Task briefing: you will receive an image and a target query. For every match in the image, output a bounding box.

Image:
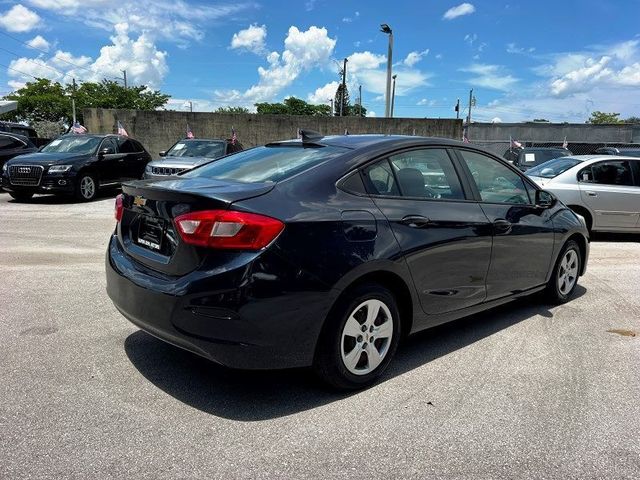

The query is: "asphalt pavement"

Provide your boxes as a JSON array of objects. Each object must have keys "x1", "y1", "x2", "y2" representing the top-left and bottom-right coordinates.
[{"x1": 1, "y1": 191, "x2": 639, "y2": 479}]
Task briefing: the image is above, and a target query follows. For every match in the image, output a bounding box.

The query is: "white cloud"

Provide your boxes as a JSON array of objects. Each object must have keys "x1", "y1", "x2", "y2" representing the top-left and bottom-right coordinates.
[
  {"x1": 460, "y1": 63, "x2": 518, "y2": 91},
  {"x1": 464, "y1": 33, "x2": 477, "y2": 46},
  {"x1": 26, "y1": 0, "x2": 256, "y2": 44},
  {"x1": 491, "y1": 117, "x2": 502, "y2": 123},
  {"x1": 403, "y1": 49, "x2": 429, "y2": 67},
  {"x1": 27, "y1": 35, "x2": 50, "y2": 52},
  {"x1": 215, "y1": 26, "x2": 336, "y2": 105},
  {"x1": 0, "y1": 4, "x2": 41, "y2": 32},
  {"x1": 7, "y1": 23, "x2": 168, "y2": 89},
  {"x1": 308, "y1": 81, "x2": 340, "y2": 105},
  {"x1": 230, "y1": 24, "x2": 267, "y2": 54},
  {"x1": 506, "y1": 43, "x2": 535, "y2": 54},
  {"x1": 443, "y1": 3, "x2": 475, "y2": 20},
  {"x1": 342, "y1": 17, "x2": 352, "y2": 23}
]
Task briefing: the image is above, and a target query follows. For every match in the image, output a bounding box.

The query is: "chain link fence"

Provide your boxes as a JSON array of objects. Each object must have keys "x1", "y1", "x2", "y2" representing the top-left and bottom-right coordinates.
[{"x1": 469, "y1": 140, "x2": 640, "y2": 160}]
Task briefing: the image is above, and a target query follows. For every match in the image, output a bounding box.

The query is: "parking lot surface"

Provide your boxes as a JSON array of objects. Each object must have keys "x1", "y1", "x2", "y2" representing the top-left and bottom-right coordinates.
[{"x1": 1, "y1": 192, "x2": 639, "y2": 479}]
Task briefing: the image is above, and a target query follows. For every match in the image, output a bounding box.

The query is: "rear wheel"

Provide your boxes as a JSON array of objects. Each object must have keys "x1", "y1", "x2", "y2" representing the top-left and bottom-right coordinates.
[
  {"x1": 9, "y1": 191, "x2": 33, "y2": 201},
  {"x1": 75, "y1": 173, "x2": 97, "y2": 201},
  {"x1": 314, "y1": 283, "x2": 401, "y2": 390},
  {"x1": 545, "y1": 240, "x2": 581, "y2": 304}
]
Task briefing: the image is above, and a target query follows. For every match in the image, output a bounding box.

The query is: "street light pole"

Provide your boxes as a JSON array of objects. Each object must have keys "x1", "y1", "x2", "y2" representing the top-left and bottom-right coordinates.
[
  {"x1": 390, "y1": 74, "x2": 397, "y2": 118},
  {"x1": 380, "y1": 24, "x2": 393, "y2": 118}
]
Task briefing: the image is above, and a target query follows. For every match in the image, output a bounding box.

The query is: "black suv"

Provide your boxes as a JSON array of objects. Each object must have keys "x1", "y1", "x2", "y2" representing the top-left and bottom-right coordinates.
[
  {"x1": 0, "y1": 132, "x2": 38, "y2": 169},
  {"x1": 1, "y1": 134, "x2": 151, "y2": 201},
  {"x1": 0, "y1": 122, "x2": 38, "y2": 142},
  {"x1": 505, "y1": 147, "x2": 572, "y2": 171}
]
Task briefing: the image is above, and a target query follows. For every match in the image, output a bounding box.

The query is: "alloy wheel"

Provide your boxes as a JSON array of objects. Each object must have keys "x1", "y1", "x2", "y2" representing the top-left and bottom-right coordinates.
[
  {"x1": 340, "y1": 299, "x2": 393, "y2": 375},
  {"x1": 557, "y1": 249, "x2": 579, "y2": 295},
  {"x1": 80, "y1": 176, "x2": 96, "y2": 199}
]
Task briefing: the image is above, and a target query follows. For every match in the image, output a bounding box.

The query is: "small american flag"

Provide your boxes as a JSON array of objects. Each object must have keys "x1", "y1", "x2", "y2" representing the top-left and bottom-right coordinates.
[
  {"x1": 510, "y1": 136, "x2": 522, "y2": 149},
  {"x1": 296, "y1": 128, "x2": 302, "y2": 139},
  {"x1": 186, "y1": 124, "x2": 194, "y2": 139},
  {"x1": 71, "y1": 121, "x2": 87, "y2": 134},
  {"x1": 463, "y1": 127, "x2": 470, "y2": 143},
  {"x1": 117, "y1": 120, "x2": 128, "y2": 137},
  {"x1": 562, "y1": 136, "x2": 568, "y2": 149},
  {"x1": 344, "y1": 128, "x2": 349, "y2": 135},
  {"x1": 231, "y1": 127, "x2": 237, "y2": 145}
]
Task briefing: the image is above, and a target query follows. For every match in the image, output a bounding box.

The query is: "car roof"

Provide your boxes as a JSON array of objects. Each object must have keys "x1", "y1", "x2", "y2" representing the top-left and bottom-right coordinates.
[
  {"x1": 271, "y1": 134, "x2": 468, "y2": 150},
  {"x1": 0, "y1": 121, "x2": 36, "y2": 130},
  {"x1": 521, "y1": 147, "x2": 569, "y2": 152},
  {"x1": 562, "y1": 154, "x2": 640, "y2": 163},
  {"x1": 179, "y1": 138, "x2": 226, "y2": 142},
  {"x1": 59, "y1": 133, "x2": 128, "y2": 140},
  {"x1": 0, "y1": 131, "x2": 32, "y2": 143}
]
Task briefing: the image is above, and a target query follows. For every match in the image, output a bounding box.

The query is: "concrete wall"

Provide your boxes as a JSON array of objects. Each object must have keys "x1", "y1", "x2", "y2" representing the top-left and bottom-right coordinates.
[
  {"x1": 83, "y1": 109, "x2": 463, "y2": 157},
  {"x1": 469, "y1": 122, "x2": 640, "y2": 143}
]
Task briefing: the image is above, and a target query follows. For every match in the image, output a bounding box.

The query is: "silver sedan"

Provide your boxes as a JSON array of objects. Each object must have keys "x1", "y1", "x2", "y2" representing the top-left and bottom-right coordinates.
[{"x1": 526, "y1": 155, "x2": 640, "y2": 233}]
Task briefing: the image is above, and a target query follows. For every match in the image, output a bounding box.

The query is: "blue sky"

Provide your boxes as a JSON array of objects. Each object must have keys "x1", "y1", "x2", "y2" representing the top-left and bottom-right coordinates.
[{"x1": 1, "y1": 0, "x2": 640, "y2": 122}]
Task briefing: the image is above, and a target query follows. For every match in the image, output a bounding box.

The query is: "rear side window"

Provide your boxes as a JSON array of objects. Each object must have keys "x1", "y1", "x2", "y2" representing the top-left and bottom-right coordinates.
[
  {"x1": 389, "y1": 149, "x2": 464, "y2": 200},
  {"x1": 579, "y1": 160, "x2": 634, "y2": 186},
  {"x1": 118, "y1": 139, "x2": 137, "y2": 153},
  {"x1": 459, "y1": 150, "x2": 530, "y2": 204},
  {"x1": 0, "y1": 136, "x2": 25, "y2": 150},
  {"x1": 363, "y1": 159, "x2": 400, "y2": 196},
  {"x1": 184, "y1": 145, "x2": 345, "y2": 183}
]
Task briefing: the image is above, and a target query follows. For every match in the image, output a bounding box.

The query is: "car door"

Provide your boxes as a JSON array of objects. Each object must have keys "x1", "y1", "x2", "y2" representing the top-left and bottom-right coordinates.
[
  {"x1": 97, "y1": 137, "x2": 122, "y2": 184},
  {"x1": 362, "y1": 147, "x2": 493, "y2": 316},
  {"x1": 577, "y1": 159, "x2": 640, "y2": 229},
  {"x1": 118, "y1": 138, "x2": 148, "y2": 179},
  {"x1": 455, "y1": 148, "x2": 556, "y2": 301}
]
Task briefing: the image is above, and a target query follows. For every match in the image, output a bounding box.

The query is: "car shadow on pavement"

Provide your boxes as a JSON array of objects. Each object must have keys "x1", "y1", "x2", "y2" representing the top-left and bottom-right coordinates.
[
  {"x1": 6, "y1": 189, "x2": 120, "y2": 205},
  {"x1": 124, "y1": 286, "x2": 586, "y2": 421},
  {"x1": 591, "y1": 232, "x2": 639, "y2": 243}
]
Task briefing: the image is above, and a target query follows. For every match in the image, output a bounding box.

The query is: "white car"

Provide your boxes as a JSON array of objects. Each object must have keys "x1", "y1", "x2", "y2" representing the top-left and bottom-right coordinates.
[{"x1": 526, "y1": 155, "x2": 640, "y2": 233}]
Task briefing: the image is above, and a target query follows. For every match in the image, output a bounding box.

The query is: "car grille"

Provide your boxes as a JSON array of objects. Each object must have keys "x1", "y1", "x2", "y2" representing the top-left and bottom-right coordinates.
[
  {"x1": 151, "y1": 166, "x2": 188, "y2": 176},
  {"x1": 9, "y1": 165, "x2": 44, "y2": 186}
]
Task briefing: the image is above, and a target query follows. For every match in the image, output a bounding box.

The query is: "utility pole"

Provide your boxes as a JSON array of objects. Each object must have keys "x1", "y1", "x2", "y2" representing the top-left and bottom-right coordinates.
[
  {"x1": 380, "y1": 24, "x2": 393, "y2": 117},
  {"x1": 466, "y1": 89, "x2": 473, "y2": 125},
  {"x1": 390, "y1": 74, "x2": 398, "y2": 118},
  {"x1": 329, "y1": 98, "x2": 334, "y2": 115},
  {"x1": 122, "y1": 70, "x2": 128, "y2": 88},
  {"x1": 340, "y1": 57, "x2": 348, "y2": 116},
  {"x1": 455, "y1": 98, "x2": 460, "y2": 119},
  {"x1": 358, "y1": 84, "x2": 362, "y2": 117},
  {"x1": 71, "y1": 78, "x2": 77, "y2": 125},
  {"x1": 189, "y1": 101, "x2": 193, "y2": 113}
]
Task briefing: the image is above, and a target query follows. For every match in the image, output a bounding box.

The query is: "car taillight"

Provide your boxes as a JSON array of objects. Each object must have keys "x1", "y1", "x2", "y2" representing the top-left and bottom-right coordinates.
[
  {"x1": 114, "y1": 194, "x2": 124, "y2": 222},
  {"x1": 174, "y1": 210, "x2": 284, "y2": 250}
]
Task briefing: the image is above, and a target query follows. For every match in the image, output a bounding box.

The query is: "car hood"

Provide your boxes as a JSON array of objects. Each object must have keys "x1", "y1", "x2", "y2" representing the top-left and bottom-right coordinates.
[
  {"x1": 527, "y1": 175, "x2": 549, "y2": 188},
  {"x1": 6, "y1": 152, "x2": 90, "y2": 166},
  {"x1": 148, "y1": 156, "x2": 214, "y2": 169}
]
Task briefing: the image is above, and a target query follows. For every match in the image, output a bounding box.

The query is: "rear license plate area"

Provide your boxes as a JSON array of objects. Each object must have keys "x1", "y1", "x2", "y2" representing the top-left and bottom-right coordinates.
[{"x1": 136, "y1": 215, "x2": 166, "y2": 251}]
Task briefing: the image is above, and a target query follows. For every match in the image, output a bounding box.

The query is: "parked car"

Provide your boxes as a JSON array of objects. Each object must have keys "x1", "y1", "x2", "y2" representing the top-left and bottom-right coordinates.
[
  {"x1": 1, "y1": 134, "x2": 151, "y2": 201},
  {"x1": 143, "y1": 138, "x2": 243, "y2": 180},
  {"x1": 526, "y1": 155, "x2": 640, "y2": 233},
  {"x1": 0, "y1": 132, "x2": 38, "y2": 172},
  {"x1": 106, "y1": 133, "x2": 589, "y2": 390},
  {"x1": 0, "y1": 121, "x2": 38, "y2": 141},
  {"x1": 594, "y1": 147, "x2": 640, "y2": 157},
  {"x1": 510, "y1": 147, "x2": 572, "y2": 171}
]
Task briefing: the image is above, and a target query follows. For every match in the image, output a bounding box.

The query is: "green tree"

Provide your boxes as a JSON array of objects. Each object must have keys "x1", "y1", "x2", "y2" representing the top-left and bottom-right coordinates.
[
  {"x1": 334, "y1": 84, "x2": 350, "y2": 116},
  {"x1": 1, "y1": 78, "x2": 170, "y2": 126},
  {"x1": 532, "y1": 118, "x2": 549, "y2": 122},
  {"x1": 623, "y1": 116, "x2": 640, "y2": 124},
  {"x1": 255, "y1": 97, "x2": 331, "y2": 116},
  {"x1": 215, "y1": 106, "x2": 250, "y2": 114},
  {"x1": 587, "y1": 111, "x2": 623, "y2": 124},
  {"x1": 1, "y1": 78, "x2": 71, "y2": 124}
]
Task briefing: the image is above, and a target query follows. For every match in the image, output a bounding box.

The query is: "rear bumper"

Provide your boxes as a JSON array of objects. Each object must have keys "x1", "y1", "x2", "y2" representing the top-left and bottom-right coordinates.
[{"x1": 106, "y1": 235, "x2": 336, "y2": 369}]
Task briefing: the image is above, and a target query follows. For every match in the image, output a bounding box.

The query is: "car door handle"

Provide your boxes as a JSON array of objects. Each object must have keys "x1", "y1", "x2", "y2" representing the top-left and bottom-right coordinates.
[
  {"x1": 585, "y1": 191, "x2": 598, "y2": 197},
  {"x1": 493, "y1": 219, "x2": 512, "y2": 234},
  {"x1": 400, "y1": 215, "x2": 431, "y2": 228}
]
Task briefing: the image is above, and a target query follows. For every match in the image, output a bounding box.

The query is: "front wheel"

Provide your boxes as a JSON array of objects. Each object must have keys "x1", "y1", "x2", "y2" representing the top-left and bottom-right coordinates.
[
  {"x1": 9, "y1": 191, "x2": 33, "y2": 201},
  {"x1": 314, "y1": 283, "x2": 401, "y2": 390},
  {"x1": 545, "y1": 240, "x2": 582, "y2": 304},
  {"x1": 75, "y1": 173, "x2": 98, "y2": 201}
]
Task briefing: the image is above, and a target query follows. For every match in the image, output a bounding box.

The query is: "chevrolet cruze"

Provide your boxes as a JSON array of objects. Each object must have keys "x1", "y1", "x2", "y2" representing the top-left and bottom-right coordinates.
[{"x1": 106, "y1": 133, "x2": 589, "y2": 389}]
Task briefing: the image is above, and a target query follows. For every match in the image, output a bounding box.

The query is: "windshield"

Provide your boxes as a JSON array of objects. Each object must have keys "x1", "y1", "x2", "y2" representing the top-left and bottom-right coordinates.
[
  {"x1": 41, "y1": 136, "x2": 102, "y2": 155},
  {"x1": 526, "y1": 157, "x2": 582, "y2": 178},
  {"x1": 183, "y1": 145, "x2": 345, "y2": 183},
  {"x1": 166, "y1": 140, "x2": 226, "y2": 158}
]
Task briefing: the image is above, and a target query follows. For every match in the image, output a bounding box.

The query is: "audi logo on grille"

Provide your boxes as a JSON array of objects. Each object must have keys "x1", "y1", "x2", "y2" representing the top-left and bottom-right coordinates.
[{"x1": 18, "y1": 167, "x2": 31, "y2": 174}]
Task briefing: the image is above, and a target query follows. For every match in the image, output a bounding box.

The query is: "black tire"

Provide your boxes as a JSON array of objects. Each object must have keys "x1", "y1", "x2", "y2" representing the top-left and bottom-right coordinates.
[
  {"x1": 544, "y1": 240, "x2": 582, "y2": 304},
  {"x1": 9, "y1": 191, "x2": 33, "y2": 201},
  {"x1": 75, "y1": 173, "x2": 98, "y2": 201},
  {"x1": 314, "y1": 283, "x2": 402, "y2": 390}
]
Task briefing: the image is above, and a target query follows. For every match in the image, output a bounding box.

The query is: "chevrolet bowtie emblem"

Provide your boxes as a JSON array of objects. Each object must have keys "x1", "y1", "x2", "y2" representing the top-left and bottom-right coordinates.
[{"x1": 133, "y1": 195, "x2": 146, "y2": 207}]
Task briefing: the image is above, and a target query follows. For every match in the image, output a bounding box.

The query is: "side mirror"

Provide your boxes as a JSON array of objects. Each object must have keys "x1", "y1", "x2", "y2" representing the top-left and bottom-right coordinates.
[
  {"x1": 159, "y1": 151, "x2": 167, "y2": 157},
  {"x1": 99, "y1": 147, "x2": 114, "y2": 158},
  {"x1": 536, "y1": 189, "x2": 555, "y2": 208}
]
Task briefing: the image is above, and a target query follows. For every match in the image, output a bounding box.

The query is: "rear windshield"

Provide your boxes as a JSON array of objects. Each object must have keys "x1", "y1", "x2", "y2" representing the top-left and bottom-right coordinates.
[
  {"x1": 183, "y1": 145, "x2": 345, "y2": 183},
  {"x1": 526, "y1": 157, "x2": 582, "y2": 178},
  {"x1": 519, "y1": 150, "x2": 570, "y2": 166}
]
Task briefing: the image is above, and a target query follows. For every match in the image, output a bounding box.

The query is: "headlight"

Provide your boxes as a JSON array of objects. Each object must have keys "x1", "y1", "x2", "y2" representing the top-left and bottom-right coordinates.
[{"x1": 48, "y1": 165, "x2": 73, "y2": 173}]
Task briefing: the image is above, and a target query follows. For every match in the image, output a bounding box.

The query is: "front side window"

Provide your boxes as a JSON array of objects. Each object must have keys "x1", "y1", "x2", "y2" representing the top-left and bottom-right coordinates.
[
  {"x1": 389, "y1": 148, "x2": 464, "y2": 200},
  {"x1": 578, "y1": 161, "x2": 634, "y2": 186},
  {"x1": 362, "y1": 159, "x2": 399, "y2": 196},
  {"x1": 459, "y1": 150, "x2": 530, "y2": 204}
]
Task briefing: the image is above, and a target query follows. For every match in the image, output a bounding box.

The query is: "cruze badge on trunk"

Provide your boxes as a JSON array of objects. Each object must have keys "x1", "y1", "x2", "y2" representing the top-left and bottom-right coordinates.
[{"x1": 133, "y1": 195, "x2": 146, "y2": 207}]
